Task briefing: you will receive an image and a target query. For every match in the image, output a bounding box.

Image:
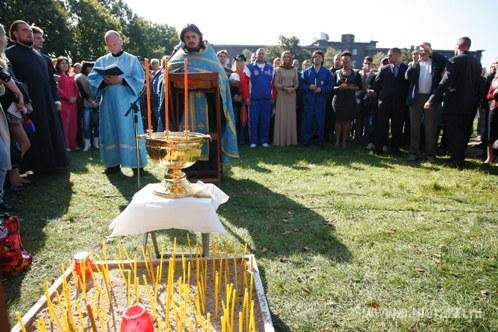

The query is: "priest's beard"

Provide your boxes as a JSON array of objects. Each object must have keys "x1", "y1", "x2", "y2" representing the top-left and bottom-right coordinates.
[
  {"x1": 184, "y1": 46, "x2": 201, "y2": 53},
  {"x1": 19, "y1": 39, "x2": 33, "y2": 47}
]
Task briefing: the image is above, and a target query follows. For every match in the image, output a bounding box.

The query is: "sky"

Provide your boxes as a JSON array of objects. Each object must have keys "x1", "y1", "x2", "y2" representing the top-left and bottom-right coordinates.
[{"x1": 124, "y1": 0, "x2": 497, "y2": 69}]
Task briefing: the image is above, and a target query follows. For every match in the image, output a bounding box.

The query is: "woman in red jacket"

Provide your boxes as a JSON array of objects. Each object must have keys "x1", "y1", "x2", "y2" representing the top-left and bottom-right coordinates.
[{"x1": 56, "y1": 56, "x2": 80, "y2": 150}]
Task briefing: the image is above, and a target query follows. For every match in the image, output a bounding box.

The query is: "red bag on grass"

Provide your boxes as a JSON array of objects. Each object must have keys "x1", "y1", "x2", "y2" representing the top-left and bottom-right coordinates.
[{"x1": 0, "y1": 214, "x2": 32, "y2": 276}]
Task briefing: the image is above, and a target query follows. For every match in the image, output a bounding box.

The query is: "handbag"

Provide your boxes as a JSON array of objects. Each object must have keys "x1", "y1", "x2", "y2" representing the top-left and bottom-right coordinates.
[{"x1": 0, "y1": 214, "x2": 33, "y2": 276}]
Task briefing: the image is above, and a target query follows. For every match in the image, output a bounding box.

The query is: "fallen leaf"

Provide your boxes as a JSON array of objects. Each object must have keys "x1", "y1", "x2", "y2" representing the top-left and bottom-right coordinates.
[
  {"x1": 470, "y1": 236, "x2": 478, "y2": 241},
  {"x1": 389, "y1": 227, "x2": 397, "y2": 234},
  {"x1": 302, "y1": 287, "x2": 311, "y2": 294},
  {"x1": 434, "y1": 253, "x2": 442, "y2": 258},
  {"x1": 416, "y1": 269, "x2": 425, "y2": 274},
  {"x1": 434, "y1": 260, "x2": 441, "y2": 265},
  {"x1": 481, "y1": 290, "x2": 490, "y2": 296},
  {"x1": 294, "y1": 228, "x2": 301, "y2": 232},
  {"x1": 282, "y1": 231, "x2": 291, "y2": 235},
  {"x1": 280, "y1": 257, "x2": 289, "y2": 263},
  {"x1": 415, "y1": 248, "x2": 422, "y2": 254},
  {"x1": 322, "y1": 328, "x2": 332, "y2": 332},
  {"x1": 261, "y1": 248, "x2": 268, "y2": 253},
  {"x1": 348, "y1": 283, "x2": 355, "y2": 289},
  {"x1": 369, "y1": 302, "x2": 381, "y2": 309},
  {"x1": 326, "y1": 219, "x2": 336, "y2": 226},
  {"x1": 303, "y1": 247, "x2": 311, "y2": 251},
  {"x1": 282, "y1": 219, "x2": 288, "y2": 223},
  {"x1": 288, "y1": 211, "x2": 293, "y2": 215}
]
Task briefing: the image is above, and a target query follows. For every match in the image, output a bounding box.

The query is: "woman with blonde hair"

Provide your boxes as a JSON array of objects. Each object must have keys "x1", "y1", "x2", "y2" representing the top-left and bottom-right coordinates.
[{"x1": 273, "y1": 50, "x2": 299, "y2": 146}]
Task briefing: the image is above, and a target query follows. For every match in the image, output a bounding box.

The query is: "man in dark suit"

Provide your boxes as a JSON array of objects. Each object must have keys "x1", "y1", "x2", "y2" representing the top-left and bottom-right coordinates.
[
  {"x1": 372, "y1": 48, "x2": 410, "y2": 155},
  {"x1": 425, "y1": 37, "x2": 482, "y2": 168}
]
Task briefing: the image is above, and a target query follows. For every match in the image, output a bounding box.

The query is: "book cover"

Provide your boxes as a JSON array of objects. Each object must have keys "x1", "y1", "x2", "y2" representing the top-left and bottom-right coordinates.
[{"x1": 93, "y1": 64, "x2": 123, "y2": 76}]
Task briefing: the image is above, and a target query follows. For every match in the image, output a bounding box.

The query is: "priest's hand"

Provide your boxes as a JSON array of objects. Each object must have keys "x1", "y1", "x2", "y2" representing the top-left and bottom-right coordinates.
[
  {"x1": 104, "y1": 75, "x2": 122, "y2": 85},
  {"x1": 55, "y1": 102, "x2": 62, "y2": 111}
]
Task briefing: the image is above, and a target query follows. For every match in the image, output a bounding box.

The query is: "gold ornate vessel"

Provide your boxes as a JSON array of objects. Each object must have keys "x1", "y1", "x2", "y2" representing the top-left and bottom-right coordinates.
[{"x1": 141, "y1": 131, "x2": 211, "y2": 198}]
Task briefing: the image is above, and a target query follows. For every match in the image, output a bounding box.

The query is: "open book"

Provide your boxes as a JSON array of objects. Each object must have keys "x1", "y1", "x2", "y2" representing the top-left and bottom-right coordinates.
[{"x1": 93, "y1": 64, "x2": 123, "y2": 76}]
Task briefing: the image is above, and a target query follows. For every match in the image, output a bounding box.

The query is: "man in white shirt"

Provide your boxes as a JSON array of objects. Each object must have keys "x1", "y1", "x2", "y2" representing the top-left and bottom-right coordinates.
[{"x1": 405, "y1": 42, "x2": 447, "y2": 163}]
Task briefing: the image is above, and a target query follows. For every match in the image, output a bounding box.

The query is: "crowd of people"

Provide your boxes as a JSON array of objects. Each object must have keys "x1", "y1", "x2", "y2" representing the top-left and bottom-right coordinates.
[{"x1": 1, "y1": 19, "x2": 498, "y2": 213}]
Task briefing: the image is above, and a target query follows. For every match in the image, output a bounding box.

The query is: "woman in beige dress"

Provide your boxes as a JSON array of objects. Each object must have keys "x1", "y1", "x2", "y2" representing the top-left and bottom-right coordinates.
[{"x1": 273, "y1": 51, "x2": 299, "y2": 146}]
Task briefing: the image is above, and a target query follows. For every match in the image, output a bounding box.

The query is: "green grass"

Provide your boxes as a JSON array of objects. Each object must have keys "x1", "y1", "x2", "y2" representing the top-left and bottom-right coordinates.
[{"x1": 4, "y1": 141, "x2": 498, "y2": 331}]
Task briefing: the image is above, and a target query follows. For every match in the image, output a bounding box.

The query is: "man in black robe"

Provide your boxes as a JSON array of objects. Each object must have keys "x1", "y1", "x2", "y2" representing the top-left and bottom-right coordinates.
[{"x1": 6, "y1": 20, "x2": 68, "y2": 174}]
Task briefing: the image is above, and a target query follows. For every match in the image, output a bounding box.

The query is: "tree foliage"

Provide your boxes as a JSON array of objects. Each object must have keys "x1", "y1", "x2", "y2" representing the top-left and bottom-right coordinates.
[
  {"x1": 372, "y1": 51, "x2": 387, "y2": 67},
  {"x1": 2, "y1": 0, "x2": 179, "y2": 63},
  {"x1": 323, "y1": 47, "x2": 338, "y2": 68}
]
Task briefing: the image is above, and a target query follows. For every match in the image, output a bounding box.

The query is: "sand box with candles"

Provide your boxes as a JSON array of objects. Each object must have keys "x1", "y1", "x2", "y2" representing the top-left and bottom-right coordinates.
[{"x1": 14, "y1": 252, "x2": 273, "y2": 332}]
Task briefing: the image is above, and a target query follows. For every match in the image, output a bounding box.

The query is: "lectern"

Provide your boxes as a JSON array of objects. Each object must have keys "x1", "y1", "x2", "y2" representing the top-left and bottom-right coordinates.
[{"x1": 166, "y1": 73, "x2": 223, "y2": 187}]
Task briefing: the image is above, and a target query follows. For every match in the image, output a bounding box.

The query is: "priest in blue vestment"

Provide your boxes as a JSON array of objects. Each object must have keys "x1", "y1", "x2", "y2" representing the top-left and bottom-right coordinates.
[
  {"x1": 166, "y1": 23, "x2": 239, "y2": 163},
  {"x1": 88, "y1": 30, "x2": 147, "y2": 174}
]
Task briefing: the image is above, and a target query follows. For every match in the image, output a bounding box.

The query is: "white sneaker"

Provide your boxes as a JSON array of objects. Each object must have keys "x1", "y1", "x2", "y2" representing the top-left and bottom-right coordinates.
[
  {"x1": 365, "y1": 143, "x2": 375, "y2": 150},
  {"x1": 262, "y1": 143, "x2": 269, "y2": 148},
  {"x1": 250, "y1": 144, "x2": 256, "y2": 148},
  {"x1": 382, "y1": 145, "x2": 388, "y2": 152}
]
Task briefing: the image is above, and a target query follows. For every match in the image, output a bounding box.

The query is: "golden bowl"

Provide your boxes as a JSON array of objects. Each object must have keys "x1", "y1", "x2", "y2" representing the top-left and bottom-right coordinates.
[{"x1": 141, "y1": 131, "x2": 211, "y2": 198}]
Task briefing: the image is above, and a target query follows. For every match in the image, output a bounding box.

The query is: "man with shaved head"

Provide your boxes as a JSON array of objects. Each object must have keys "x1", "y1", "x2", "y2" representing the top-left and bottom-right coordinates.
[
  {"x1": 425, "y1": 37, "x2": 482, "y2": 168},
  {"x1": 88, "y1": 30, "x2": 147, "y2": 175}
]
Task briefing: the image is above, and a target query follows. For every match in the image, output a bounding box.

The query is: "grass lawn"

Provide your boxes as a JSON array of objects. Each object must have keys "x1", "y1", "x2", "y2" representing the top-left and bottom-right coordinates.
[{"x1": 4, "y1": 139, "x2": 498, "y2": 331}]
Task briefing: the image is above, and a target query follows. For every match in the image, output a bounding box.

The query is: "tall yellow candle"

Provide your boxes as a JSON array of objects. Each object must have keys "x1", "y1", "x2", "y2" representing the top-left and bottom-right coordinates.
[
  {"x1": 164, "y1": 60, "x2": 169, "y2": 132},
  {"x1": 184, "y1": 59, "x2": 189, "y2": 132},
  {"x1": 15, "y1": 312, "x2": 27, "y2": 332},
  {"x1": 145, "y1": 58, "x2": 152, "y2": 133}
]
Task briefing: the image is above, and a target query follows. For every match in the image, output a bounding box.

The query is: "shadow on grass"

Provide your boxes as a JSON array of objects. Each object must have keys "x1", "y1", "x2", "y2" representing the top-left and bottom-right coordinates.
[{"x1": 217, "y1": 177, "x2": 352, "y2": 331}]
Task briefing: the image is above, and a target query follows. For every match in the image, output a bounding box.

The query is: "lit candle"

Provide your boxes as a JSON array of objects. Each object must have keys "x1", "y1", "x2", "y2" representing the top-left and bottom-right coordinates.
[
  {"x1": 145, "y1": 58, "x2": 152, "y2": 133},
  {"x1": 184, "y1": 59, "x2": 189, "y2": 132},
  {"x1": 164, "y1": 59, "x2": 169, "y2": 132}
]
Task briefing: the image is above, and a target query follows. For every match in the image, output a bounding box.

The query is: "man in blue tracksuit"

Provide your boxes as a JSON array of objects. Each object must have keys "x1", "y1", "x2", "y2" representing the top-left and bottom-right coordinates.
[
  {"x1": 244, "y1": 48, "x2": 274, "y2": 148},
  {"x1": 301, "y1": 50, "x2": 334, "y2": 147}
]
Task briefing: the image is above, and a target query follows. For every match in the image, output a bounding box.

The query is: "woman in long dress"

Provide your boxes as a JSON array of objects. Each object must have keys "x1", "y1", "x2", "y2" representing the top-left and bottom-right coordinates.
[
  {"x1": 273, "y1": 51, "x2": 299, "y2": 147},
  {"x1": 332, "y1": 51, "x2": 362, "y2": 148},
  {"x1": 56, "y1": 56, "x2": 80, "y2": 151}
]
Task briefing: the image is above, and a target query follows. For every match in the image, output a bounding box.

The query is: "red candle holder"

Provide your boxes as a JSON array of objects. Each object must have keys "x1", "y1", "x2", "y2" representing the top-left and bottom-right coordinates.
[
  {"x1": 72, "y1": 251, "x2": 94, "y2": 278},
  {"x1": 120, "y1": 304, "x2": 154, "y2": 332}
]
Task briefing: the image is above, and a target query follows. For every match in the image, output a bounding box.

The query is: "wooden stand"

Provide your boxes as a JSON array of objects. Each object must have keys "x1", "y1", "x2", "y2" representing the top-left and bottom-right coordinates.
[{"x1": 167, "y1": 73, "x2": 223, "y2": 187}]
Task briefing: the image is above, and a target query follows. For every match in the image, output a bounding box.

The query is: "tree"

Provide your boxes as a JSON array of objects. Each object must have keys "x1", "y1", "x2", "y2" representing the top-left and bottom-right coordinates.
[
  {"x1": 2, "y1": 0, "x2": 72, "y2": 58},
  {"x1": 67, "y1": 0, "x2": 122, "y2": 61},
  {"x1": 323, "y1": 47, "x2": 338, "y2": 68},
  {"x1": 401, "y1": 48, "x2": 413, "y2": 64},
  {"x1": 372, "y1": 51, "x2": 387, "y2": 67},
  {"x1": 265, "y1": 45, "x2": 283, "y2": 64},
  {"x1": 241, "y1": 49, "x2": 253, "y2": 64}
]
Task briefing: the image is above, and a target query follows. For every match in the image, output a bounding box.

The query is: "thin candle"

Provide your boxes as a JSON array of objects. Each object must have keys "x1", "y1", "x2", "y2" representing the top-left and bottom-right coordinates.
[
  {"x1": 54, "y1": 291, "x2": 69, "y2": 332},
  {"x1": 75, "y1": 302, "x2": 85, "y2": 329},
  {"x1": 127, "y1": 270, "x2": 131, "y2": 307},
  {"x1": 164, "y1": 59, "x2": 169, "y2": 132},
  {"x1": 184, "y1": 59, "x2": 189, "y2": 132},
  {"x1": 86, "y1": 304, "x2": 98, "y2": 332},
  {"x1": 15, "y1": 312, "x2": 27, "y2": 332},
  {"x1": 143, "y1": 275, "x2": 155, "y2": 318},
  {"x1": 145, "y1": 58, "x2": 152, "y2": 133},
  {"x1": 135, "y1": 276, "x2": 139, "y2": 304}
]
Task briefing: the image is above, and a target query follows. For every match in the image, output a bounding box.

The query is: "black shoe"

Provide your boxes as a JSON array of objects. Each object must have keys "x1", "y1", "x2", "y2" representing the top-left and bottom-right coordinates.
[
  {"x1": 132, "y1": 167, "x2": 144, "y2": 176},
  {"x1": 0, "y1": 202, "x2": 17, "y2": 212},
  {"x1": 5, "y1": 185, "x2": 25, "y2": 195},
  {"x1": 103, "y1": 165, "x2": 121, "y2": 174},
  {"x1": 445, "y1": 161, "x2": 464, "y2": 169}
]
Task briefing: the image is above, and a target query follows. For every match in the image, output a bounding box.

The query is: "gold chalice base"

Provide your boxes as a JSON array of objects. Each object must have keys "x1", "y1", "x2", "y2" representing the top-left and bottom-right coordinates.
[{"x1": 142, "y1": 131, "x2": 210, "y2": 198}]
